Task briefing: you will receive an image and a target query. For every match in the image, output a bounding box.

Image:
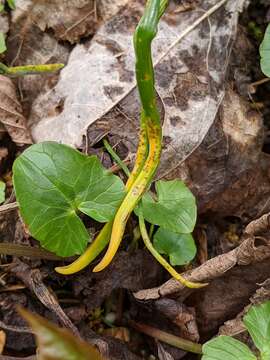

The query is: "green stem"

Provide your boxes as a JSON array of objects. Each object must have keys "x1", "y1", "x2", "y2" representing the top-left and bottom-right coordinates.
[
  {"x1": 0, "y1": 62, "x2": 64, "y2": 77},
  {"x1": 130, "y1": 320, "x2": 202, "y2": 354},
  {"x1": 138, "y1": 211, "x2": 207, "y2": 289},
  {"x1": 93, "y1": 0, "x2": 164, "y2": 272},
  {"x1": 103, "y1": 139, "x2": 130, "y2": 177}
]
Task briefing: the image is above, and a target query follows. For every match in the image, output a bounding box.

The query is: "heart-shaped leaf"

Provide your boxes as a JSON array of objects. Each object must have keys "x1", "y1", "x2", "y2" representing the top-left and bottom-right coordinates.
[
  {"x1": 141, "y1": 180, "x2": 197, "y2": 234},
  {"x1": 153, "y1": 228, "x2": 196, "y2": 266},
  {"x1": 13, "y1": 142, "x2": 125, "y2": 257},
  {"x1": 19, "y1": 308, "x2": 104, "y2": 360},
  {"x1": 244, "y1": 301, "x2": 270, "y2": 359},
  {"x1": 202, "y1": 335, "x2": 256, "y2": 360},
  {"x1": 260, "y1": 23, "x2": 270, "y2": 77}
]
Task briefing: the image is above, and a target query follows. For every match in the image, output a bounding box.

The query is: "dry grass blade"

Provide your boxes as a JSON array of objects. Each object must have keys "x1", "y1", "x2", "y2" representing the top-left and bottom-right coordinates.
[{"x1": 0, "y1": 76, "x2": 32, "y2": 145}]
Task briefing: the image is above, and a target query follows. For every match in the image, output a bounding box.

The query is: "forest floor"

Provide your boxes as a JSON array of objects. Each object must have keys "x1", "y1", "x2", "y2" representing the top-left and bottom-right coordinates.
[{"x1": 0, "y1": 0, "x2": 270, "y2": 359}]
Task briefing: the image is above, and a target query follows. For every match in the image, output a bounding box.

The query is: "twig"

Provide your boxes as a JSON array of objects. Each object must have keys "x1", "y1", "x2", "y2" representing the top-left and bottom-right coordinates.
[
  {"x1": 0, "y1": 202, "x2": 18, "y2": 213},
  {"x1": 10, "y1": 260, "x2": 80, "y2": 337},
  {"x1": 129, "y1": 321, "x2": 202, "y2": 354},
  {"x1": 134, "y1": 234, "x2": 270, "y2": 300}
]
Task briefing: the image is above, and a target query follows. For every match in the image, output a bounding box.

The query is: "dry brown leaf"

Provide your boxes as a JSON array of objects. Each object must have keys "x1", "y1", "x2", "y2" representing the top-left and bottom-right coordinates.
[
  {"x1": 157, "y1": 342, "x2": 175, "y2": 360},
  {"x1": 103, "y1": 327, "x2": 130, "y2": 342},
  {"x1": 5, "y1": 4, "x2": 70, "y2": 115},
  {"x1": 134, "y1": 216, "x2": 270, "y2": 300},
  {"x1": 172, "y1": 88, "x2": 264, "y2": 217},
  {"x1": 15, "y1": 0, "x2": 97, "y2": 44},
  {"x1": 0, "y1": 76, "x2": 32, "y2": 145},
  {"x1": 14, "y1": 0, "x2": 128, "y2": 44},
  {"x1": 10, "y1": 259, "x2": 79, "y2": 337},
  {"x1": 0, "y1": 330, "x2": 6, "y2": 354},
  {"x1": 29, "y1": 0, "x2": 243, "y2": 155}
]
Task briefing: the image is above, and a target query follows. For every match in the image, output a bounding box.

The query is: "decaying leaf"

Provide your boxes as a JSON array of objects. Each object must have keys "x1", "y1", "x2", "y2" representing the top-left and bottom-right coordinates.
[
  {"x1": 0, "y1": 75, "x2": 32, "y2": 145},
  {"x1": 14, "y1": 0, "x2": 97, "y2": 44},
  {"x1": 29, "y1": 0, "x2": 243, "y2": 158},
  {"x1": 13, "y1": 0, "x2": 129, "y2": 44},
  {"x1": 5, "y1": 2, "x2": 70, "y2": 114},
  {"x1": 219, "y1": 278, "x2": 270, "y2": 337},
  {"x1": 0, "y1": 330, "x2": 6, "y2": 354},
  {"x1": 19, "y1": 308, "x2": 104, "y2": 360},
  {"x1": 173, "y1": 88, "x2": 264, "y2": 217},
  {"x1": 134, "y1": 212, "x2": 270, "y2": 300}
]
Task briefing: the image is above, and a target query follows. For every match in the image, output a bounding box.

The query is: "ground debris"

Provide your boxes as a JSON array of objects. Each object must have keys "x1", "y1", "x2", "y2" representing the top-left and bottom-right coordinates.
[
  {"x1": 135, "y1": 212, "x2": 270, "y2": 300},
  {"x1": 0, "y1": 76, "x2": 32, "y2": 145}
]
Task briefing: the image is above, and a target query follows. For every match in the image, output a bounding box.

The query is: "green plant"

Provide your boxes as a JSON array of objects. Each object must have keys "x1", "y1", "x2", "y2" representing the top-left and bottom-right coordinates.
[
  {"x1": 19, "y1": 308, "x2": 104, "y2": 360},
  {"x1": 202, "y1": 301, "x2": 270, "y2": 360},
  {"x1": 12, "y1": 0, "x2": 204, "y2": 288},
  {"x1": 260, "y1": 23, "x2": 270, "y2": 77}
]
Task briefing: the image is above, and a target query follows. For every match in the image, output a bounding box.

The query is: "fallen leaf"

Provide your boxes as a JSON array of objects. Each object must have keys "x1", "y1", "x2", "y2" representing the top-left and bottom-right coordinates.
[
  {"x1": 134, "y1": 212, "x2": 270, "y2": 300},
  {"x1": 19, "y1": 308, "x2": 104, "y2": 360},
  {"x1": 14, "y1": 0, "x2": 128, "y2": 44},
  {"x1": 157, "y1": 341, "x2": 175, "y2": 360},
  {"x1": 6, "y1": 2, "x2": 69, "y2": 113},
  {"x1": 103, "y1": 327, "x2": 130, "y2": 342},
  {"x1": 15, "y1": 0, "x2": 97, "y2": 44},
  {"x1": 11, "y1": 259, "x2": 79, "y2": 336},
  {"x1": 176, "y1": 88, "x2": 264, "y2": 218},
  {"x1": 0, "y1": 330, "x2": 6, "y2": 354},
  {"x1": 0, "y1": 75, "x2": 32, "y2": 145},
  {"x1": 29, "y1": 0, "x2": 242, "y2": 162}
]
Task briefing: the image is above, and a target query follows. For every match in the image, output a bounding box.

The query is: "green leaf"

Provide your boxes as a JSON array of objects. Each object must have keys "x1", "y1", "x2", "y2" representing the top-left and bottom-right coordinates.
[
  {"x1": 13, "y1": 142, "x2": 125, "y2": 257},
  {"x1": 0, "y1": 181, "x2": 5, "y2": 204},
  {"x1": 6, "y1": 0, "x2": 16, "y2": 9},
  {"x1": 202, "y1": 335, "x2": 256, "y2": 360},
  {"x1": 244, "y1": 301, "x2": 270, "y2": 359},
  {"x1": 0, "y1": 33, "x2": 6, "y2": 54},
  {"x1": 260, "y1": 23, "x2": 270, "y2": 77},
  {"x1": 19, "y1": 308, "x2": 104, "y2": 360},
  {"x1": 153, "y1": 228, "x2": 196, "y2": 265},
  {"x1": 141, "y1": 180, "x2": 197, "y2": 233},
  {"x1": 0, "y1": 3, "x2": 4, "y2": 12}
]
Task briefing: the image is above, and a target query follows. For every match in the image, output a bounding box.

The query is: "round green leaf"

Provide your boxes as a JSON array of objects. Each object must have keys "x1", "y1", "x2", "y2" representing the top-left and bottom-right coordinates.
[
  {"x1": 141, "y1": 180, "x2": 197, "y2": 233},
  {"x1": 260, "y1": 23, "x2": 270, "y2": 77},
  {"x1": 153, "y1": 228, "x2": 196, "y2": 266},
  {"x1": 13, "y1": 142, "x2": 125, "y2": 257},
  {"x1": 244, "y1": 301, "x2": 270, "y2": 359},
  {"x1": 202, "y1": 336, "x2": 256, "y2": 360}
]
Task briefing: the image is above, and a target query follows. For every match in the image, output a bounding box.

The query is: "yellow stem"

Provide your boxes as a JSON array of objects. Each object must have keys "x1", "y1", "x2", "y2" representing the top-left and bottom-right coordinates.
[{"x1": 138, "y1": 212, "x2": 207, "y2": 289}]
